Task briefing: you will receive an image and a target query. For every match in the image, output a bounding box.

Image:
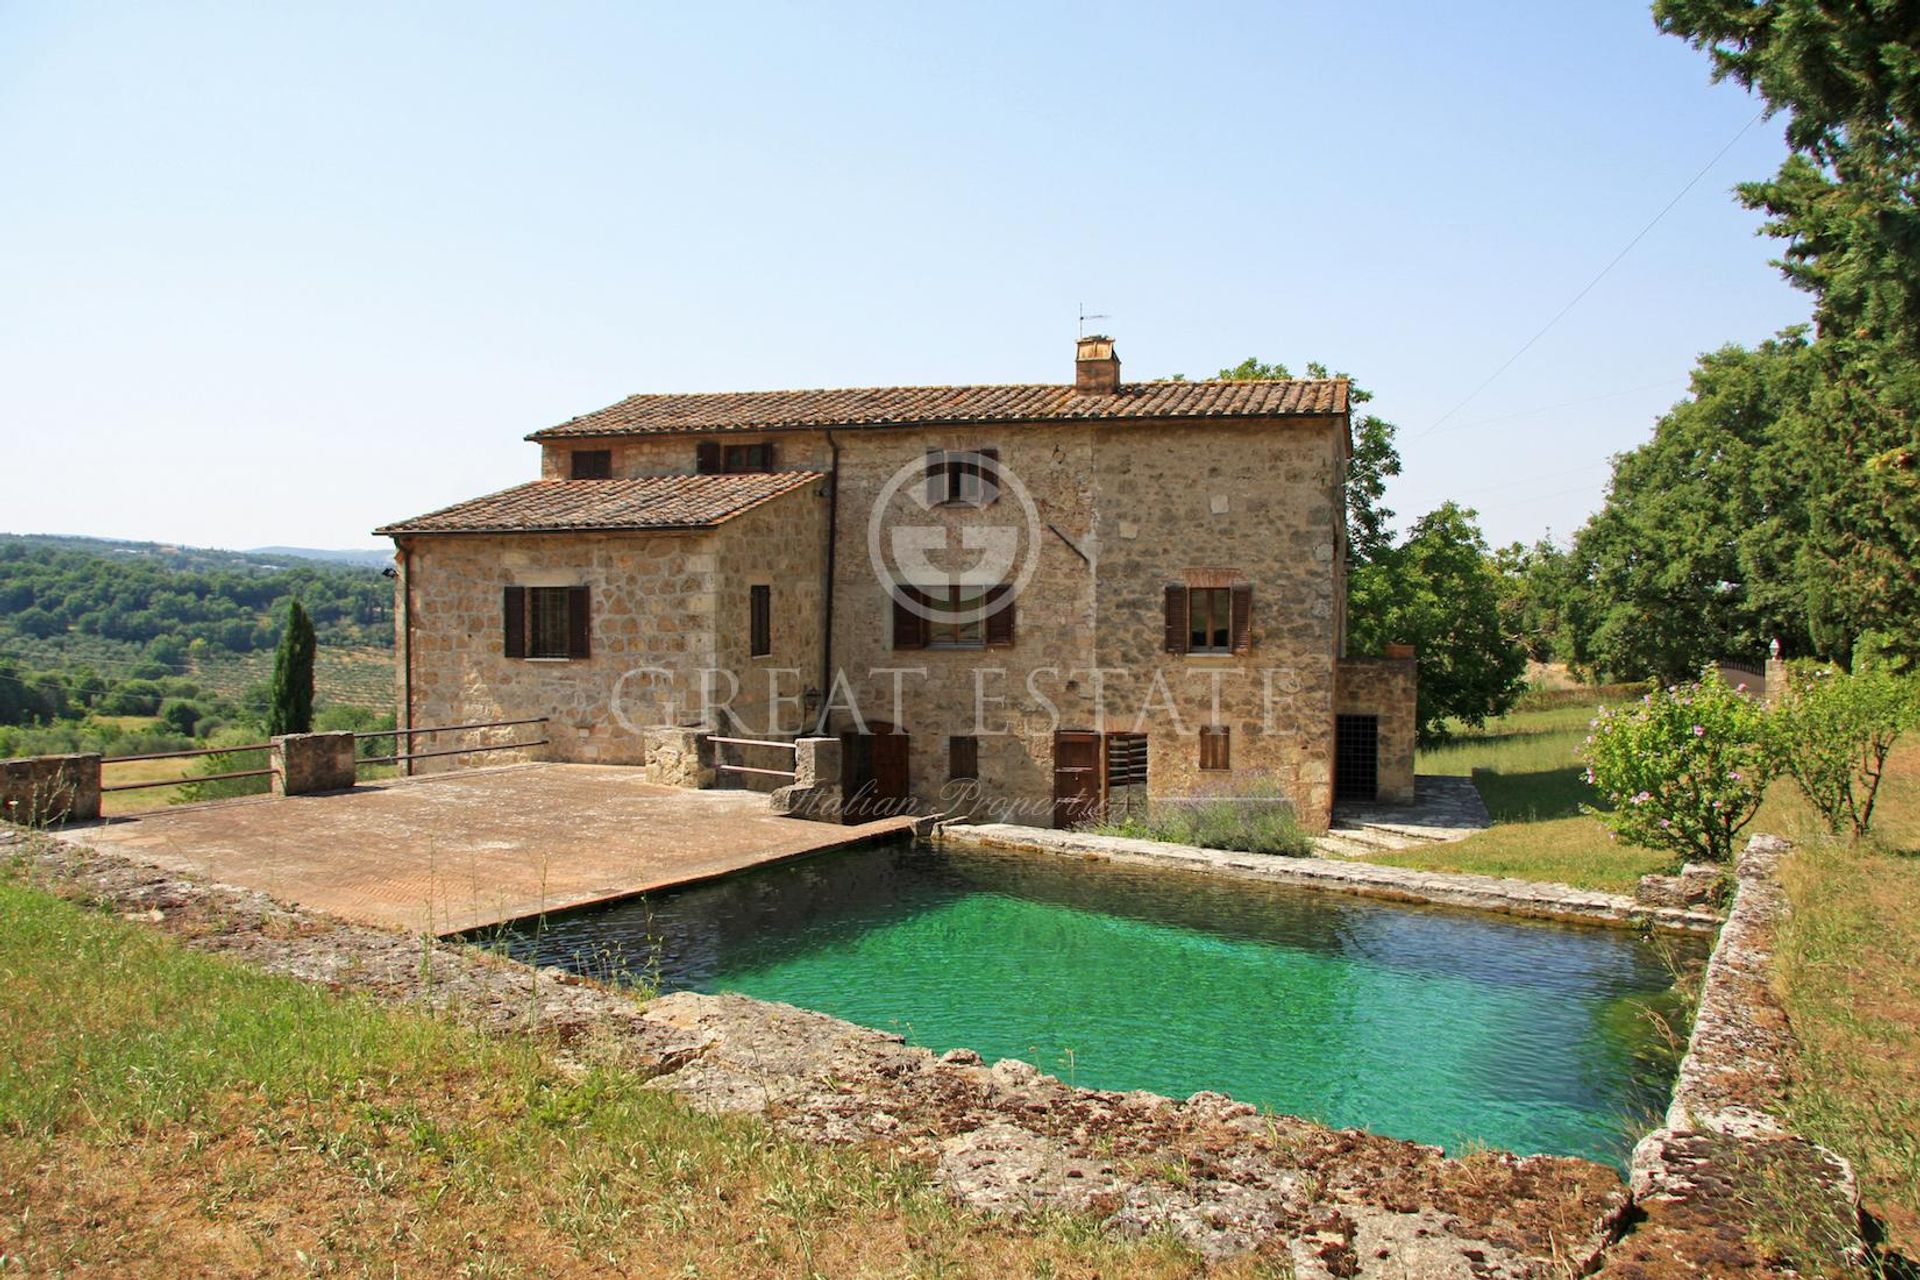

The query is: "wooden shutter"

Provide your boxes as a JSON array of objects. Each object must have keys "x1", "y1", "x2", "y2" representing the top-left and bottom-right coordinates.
[
  {"x1": 1200, "y1": 726, "x2": 1230, "y2": 771},
  {"x1": 1163, "y1": 584, "x2": 1189, "y2": 653},
  {"x1": 1230, "y1": 584, "x2": 1253, "y2": 654},
  {"x1": 696, "y1": 442, "x2": 721, "y2": 474},
  {"x1": 977, "y1": 447, "x2": 1000, "y2": 505},
  {"x1": 503, "y1": 586, "x2": 526, "y2": 658},
  {"x1": 761, "y1": 441, "x2": 778, "y2": 472},
  {"x1": 949, "y1": 735, "x2": 978, "y2": 782},
  {"x1": 925, "y1": 450, "x2": 946, "y2": 505},
  {"x1": 567, "y1": 585, "x2": 591, "y2": 658},
  {"x1": 571, "y1": 449, "x2": 612, "y2": 480},
  {"x1": 891, "y1": 587, "x2": 927, "y2": 649},
  {"x1": 750, "y1": 584, "x2": 771, "y2": 657},
  {"x1": 984, "y1": 583, "x2": 1015, "y2": 648}
]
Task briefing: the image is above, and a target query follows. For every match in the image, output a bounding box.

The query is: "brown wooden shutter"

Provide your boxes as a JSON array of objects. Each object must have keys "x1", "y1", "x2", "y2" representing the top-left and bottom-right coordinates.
[
  {"x1": 696, "y1": 442, "x2": 721, "y2": 474},
  {"x1": 891, "y1": 588, "x2": 927, "y2": 649},
  {"x1": 984, "y1": 583, "x2": 1015, "y2": 648},
  {"x1": 949, "y1": 735, "x2": 978, "y2": 782},
  {"x1": 1200, "y1": 726, "x2": 1231, "y2": 771},
  {"x1": 1230, "y1": 584, "x2": 1253, "y2": 654},
  {"x1": 762, "y1": 441, "x2": 778, "y2": 471},
  {"x1": 503, "y1": 587, "x2": 526, "y2": 658},
  {"x1": 925, "y1": 450, "x2": 945, "y2": 505},
  {"x1": 567, "y1": 585, "x2": 591, "y2": 658},
  {"x1": 1163, "y1": 584, "x2": 1189, "y2": 653}
]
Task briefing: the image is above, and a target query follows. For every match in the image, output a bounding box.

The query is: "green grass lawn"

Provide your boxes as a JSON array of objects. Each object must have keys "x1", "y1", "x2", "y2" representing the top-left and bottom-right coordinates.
[
  {"x1": 0, "y1": 869, "x2": 1226, "y2": 1279},
  {"x1": 1363, "y1": 698, "x2": 1671, "y2": 892}
]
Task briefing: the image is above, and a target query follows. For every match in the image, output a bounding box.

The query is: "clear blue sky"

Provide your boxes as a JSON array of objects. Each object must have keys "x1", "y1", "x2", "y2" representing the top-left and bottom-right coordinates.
[{"x1": 0, "y1": 1, "x2": 1807, "y2": 552}]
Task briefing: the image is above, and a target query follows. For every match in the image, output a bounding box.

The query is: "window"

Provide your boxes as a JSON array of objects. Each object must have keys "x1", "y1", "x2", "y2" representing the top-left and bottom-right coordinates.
[
  {"x1": 503, "y1": 585, "x2": 590, "y2": 660},
  {"x1": 892, "y1": 584, "x2": 1016, "y2": 650},
  {"x1": 949, "y1": 735, "x2": 978, "y2": 783},
  {"x1": 697, "y1": 441, "x2": 777, "y2": 474},
  {"x1": 749, "y1": 584, "x2": 772, "y2": 657},
  {"x1": 1188, "y1": 587, "x2": 1232, "y2": 653},
  {"x1": 570, "y1": 449, "x2": 612, "y2": 480},
  {"x1": 924, "y1": 449, "x2": 999, "y2": 506},
  {"x1": 1199, "y1": 725, "x2": 1231, "y2": 771},
  {"x1": 1163, "y1": 581, "x2": 1252, "y2": 655}
]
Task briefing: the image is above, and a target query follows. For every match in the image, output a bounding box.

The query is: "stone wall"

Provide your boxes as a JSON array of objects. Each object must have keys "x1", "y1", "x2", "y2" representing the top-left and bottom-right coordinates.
[
  {"x1": 271, "y1": 732, "x2": 357, "y2": 796},
  {"x1": 541, "y1": 431, "x2": 835, "y2": 480},
  {"x1": 0, "y1": 753, "x2": 100, "y2": 824},
  {"x1": 394, "y1": 483, "x2": 827, "y2": 772},
  {"x1": 1334, "y1": 656, "x2": 1417, "y2": 805},
  {"x1": 1091, "y1": 418, "x2": 1346, "y2": 827}
]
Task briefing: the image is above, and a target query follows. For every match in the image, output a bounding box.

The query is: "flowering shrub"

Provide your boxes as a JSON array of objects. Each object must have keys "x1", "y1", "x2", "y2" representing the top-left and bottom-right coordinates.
[
  {"x1": 1770, "y1": 664, "x2": 1917, "y2": 837},
  {"x1": 1580, "y1": 673, "x2": 1775, "y2": 865}
]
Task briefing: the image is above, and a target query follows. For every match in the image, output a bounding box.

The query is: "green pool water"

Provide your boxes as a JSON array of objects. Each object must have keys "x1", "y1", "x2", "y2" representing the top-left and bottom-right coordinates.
[{"x1": 506, "y1": 841, "x2": 1697, "y2": 1167}]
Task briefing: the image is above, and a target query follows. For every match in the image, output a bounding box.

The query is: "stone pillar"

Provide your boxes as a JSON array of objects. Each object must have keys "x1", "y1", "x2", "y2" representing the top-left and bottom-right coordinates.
[
  {"x1": 643, "y1": 727, "x2": 716, "y2": 788},
  {"x1": 793, "y1": 736, "x2": 841, "y2": 787},
  {"x1": 271, "y1": 732, "x2": 359, "y2": 796},
  {"x1": 1764, "y1": 638, "x2": 1786, "y2": 706},
  {"x1": 0, "y1": 753, "x2": 102, "y2": 825},
  {"x1": 772, "y1": 736, "x2": 845, "y2": 823}
]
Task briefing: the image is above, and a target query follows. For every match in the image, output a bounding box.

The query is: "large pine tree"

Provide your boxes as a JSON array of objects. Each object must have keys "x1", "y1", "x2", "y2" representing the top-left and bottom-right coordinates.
[{"x1": 267, "y1": 599, "x2": 316, "y2": 737}]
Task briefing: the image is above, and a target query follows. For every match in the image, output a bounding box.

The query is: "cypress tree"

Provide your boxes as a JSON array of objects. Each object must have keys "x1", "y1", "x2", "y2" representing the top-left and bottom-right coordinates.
[{"x1": 267, "y1": 599, "x2": 316, "y2": 737}]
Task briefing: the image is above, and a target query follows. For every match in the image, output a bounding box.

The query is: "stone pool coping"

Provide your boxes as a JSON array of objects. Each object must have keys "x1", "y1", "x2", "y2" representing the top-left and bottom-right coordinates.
[
  {"x1": 1600, "y1": 834, "x2": 1867, "y2": 1276},
  {"x1": 938, "y1": 821, "x2": 1726, "y2": 933}
]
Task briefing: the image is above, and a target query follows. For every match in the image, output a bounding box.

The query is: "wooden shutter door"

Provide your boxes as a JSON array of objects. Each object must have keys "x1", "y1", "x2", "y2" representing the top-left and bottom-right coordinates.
[
  {"x1": 984, "y1": 584, "x2": 1015, "y2": 648},
  {"x1": 503, "y1": 587, "x2": 526, "y2": 658},
  {"x1": 567, "y1": 585, "x2": 592, "y2": 658},
  {"x1": 891, "y1": 588, "x2": 927, "y2": 649},
  {"x1": 1163, "y1": 584, "x2": 1189, "y2": 653},
  {"x1": 1230, "y1": 584, "x2": 1253, "y2": 654},
  {"x1": 696, "y1": 442, "x2": 721, "y2": 474}
]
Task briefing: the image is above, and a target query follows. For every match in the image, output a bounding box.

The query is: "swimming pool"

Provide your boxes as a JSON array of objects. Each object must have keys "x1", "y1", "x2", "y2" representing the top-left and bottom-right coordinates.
[{"x1": 497, "y1": 840, "x2": 1697, "y2": 1166}]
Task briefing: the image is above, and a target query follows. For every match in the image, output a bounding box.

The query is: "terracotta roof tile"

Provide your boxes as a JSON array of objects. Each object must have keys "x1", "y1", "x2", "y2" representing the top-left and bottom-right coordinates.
[
  {"x1": 528, "y1": 379, "x2": 1347, "y2": 439},
  {"x1": 375, "y1": 472, "x2": 823, "y2": 536}
]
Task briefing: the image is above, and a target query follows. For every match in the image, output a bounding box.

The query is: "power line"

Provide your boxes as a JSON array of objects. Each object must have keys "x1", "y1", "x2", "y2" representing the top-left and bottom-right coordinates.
[
  {"x1": 1412, "y1": 109, "x2": 1767, "y2": 442},
  {"x1": 1412, "y1": 377, "x2": 1686, "y2": 441}
]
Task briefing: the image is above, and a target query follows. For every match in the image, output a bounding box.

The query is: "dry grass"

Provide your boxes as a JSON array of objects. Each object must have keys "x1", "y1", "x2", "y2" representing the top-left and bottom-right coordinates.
[
  {"x1": 1772, "y1": 746, "x2": 1920, "y2": 1263},
  {"x1": 0, "y1": 875, "x2": 1265, "y2": 1278}
]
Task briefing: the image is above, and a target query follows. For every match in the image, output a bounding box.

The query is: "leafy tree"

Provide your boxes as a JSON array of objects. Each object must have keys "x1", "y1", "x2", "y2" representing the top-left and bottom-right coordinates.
[
  {"x1": 1349, "y1": 502, "x2": 1528, "y2": 742},
  {"x1": 1215, "y1": 358, "x2": 1403, "y2": 565},
  {"x1": 267, "y1": 600, "x2": 316, "y2": 737},
  {"x1": 158, "y1": 697, "x2": 201, "y2": 737},
  {"x1": 1559, "y1": 339, "x2": 1821, "y2": 681},
  {"x1": 1494, "y1": 538, "x2": 1577, "y2": 662},
  {"x1": 1655, "y1": 0, "x2": 1920, "y2": 664}
]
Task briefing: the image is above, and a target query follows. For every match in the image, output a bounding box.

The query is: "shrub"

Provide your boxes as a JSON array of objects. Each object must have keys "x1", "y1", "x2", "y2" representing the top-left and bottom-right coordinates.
[
  {"x1": 1770, "y1": 665, "x2": 1916, "y2": 838},
  {"x1": 1581, "y1": 672, "x2": 1774, "y2": 865},
  {"x1": 1091, "y1": 780, "x2": 1313, "y2": 856},
  {"x1": 175, "y1": 726, "x2": 272, "y2": 804}
]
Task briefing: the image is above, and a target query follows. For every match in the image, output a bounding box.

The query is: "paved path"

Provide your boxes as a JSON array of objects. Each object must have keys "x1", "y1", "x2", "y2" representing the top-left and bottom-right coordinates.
[{"x1": 70, "y1": 764, "x2": 914, "y2": 935}]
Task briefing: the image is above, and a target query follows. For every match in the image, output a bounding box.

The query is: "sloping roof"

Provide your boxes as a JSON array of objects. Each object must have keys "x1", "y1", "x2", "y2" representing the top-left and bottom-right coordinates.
[
  {"x1": 375, "y1": 472, "x2": 824, "y2": 536},
  {"x1": 528, "y1": 379, "x2": 1348, "y2": 439}
]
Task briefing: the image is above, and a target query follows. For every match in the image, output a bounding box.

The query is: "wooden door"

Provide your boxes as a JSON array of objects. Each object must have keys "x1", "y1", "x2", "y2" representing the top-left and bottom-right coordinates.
[
  {"x1": 842, "y1": 722, "x2": 910, "y2": 820},
  {"x1": 1052, "y1": 730, "x2": 1103, "y2": 829}
]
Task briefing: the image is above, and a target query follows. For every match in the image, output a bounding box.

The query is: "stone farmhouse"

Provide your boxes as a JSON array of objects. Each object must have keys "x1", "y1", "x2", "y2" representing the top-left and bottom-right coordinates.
[{"x1": 376, "y1": 338, "x2": 1415, "y2": 829}]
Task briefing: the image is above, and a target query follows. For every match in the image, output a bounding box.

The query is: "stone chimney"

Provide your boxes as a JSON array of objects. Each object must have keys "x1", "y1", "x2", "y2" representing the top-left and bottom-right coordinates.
[{"x1": 1074, "y1": 335, "x2": 1120, "y2": 395}]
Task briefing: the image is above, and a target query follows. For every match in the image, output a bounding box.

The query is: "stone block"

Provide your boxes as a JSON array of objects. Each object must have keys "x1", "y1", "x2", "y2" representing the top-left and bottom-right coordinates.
[
  {"x1": 0, "y1": 753, "x2": 101, "y2": 825},
  {"x1": 272, "y1": 732, "x2": 358, "y2": 796},
  {"x1": 645, "y1": 727, "x2": 715, "y2": 788},
  {"x1": 770, "y1": 782, "x2": 843, "y2": 822},
  {"x1": 793, "y1": 736, "x2": 841, "y2": 788}
]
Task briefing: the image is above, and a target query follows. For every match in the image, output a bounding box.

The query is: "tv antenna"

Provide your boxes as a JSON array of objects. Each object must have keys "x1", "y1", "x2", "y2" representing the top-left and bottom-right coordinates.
[{"x1": 1078, "y1": 304, "x2": 1110, "y2": 337}]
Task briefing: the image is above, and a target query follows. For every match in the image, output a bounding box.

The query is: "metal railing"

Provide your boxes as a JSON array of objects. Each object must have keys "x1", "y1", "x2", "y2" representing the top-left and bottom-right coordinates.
[
  {"x1": 710, "y1": 734, "x2": 798, "y2": 782},
  {"x1": 355, "y1": 717, "x2": 550, "y2": 769},
  {"x1": 101, "y1": 741, "x2": 275, "y2": 793}
]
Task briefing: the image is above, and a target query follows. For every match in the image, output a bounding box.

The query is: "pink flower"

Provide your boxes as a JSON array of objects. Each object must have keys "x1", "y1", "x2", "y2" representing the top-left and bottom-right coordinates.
[{"x1": 1692, "y1": 725, "x2": 1706, "y2": 736}]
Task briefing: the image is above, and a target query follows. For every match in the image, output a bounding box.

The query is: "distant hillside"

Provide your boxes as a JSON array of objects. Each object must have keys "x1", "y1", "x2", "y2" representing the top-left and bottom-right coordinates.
[{"x1": 247, "y1": 545, "x2": 394, "y2": 568}]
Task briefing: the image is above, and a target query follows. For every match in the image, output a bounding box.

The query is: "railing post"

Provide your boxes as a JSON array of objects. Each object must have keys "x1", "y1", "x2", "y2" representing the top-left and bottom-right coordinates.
[
  {"x1": 271, "y1": 732, "x2": 358, "y2": 796},
  {"x1": 1, "y1": 753, "x2": 101, "y2": 825},
  {"x1": 642, "y1": 727, "x2": 715, "y2": 788}
]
